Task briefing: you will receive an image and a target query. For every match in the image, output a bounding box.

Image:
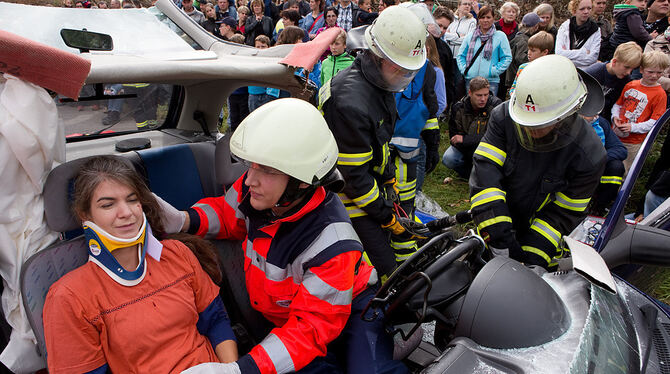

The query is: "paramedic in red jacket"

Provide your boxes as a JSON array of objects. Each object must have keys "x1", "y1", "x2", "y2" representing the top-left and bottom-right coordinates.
[{"x1": 161, "y1": 98, "x2": 407, "y2": 374}]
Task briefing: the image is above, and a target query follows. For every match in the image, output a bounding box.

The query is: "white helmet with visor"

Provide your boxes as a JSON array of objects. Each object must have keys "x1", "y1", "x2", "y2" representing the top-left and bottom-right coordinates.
[
  {"x1": 509, "y1": 55, "x2": 604, "y2": 152},
  {"x1": 361, "y1": 5, "x2": 428, "y2": 92}
]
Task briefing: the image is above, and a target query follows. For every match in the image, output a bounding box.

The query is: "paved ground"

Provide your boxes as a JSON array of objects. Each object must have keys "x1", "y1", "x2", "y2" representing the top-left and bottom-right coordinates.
[{"x1": 59, "y1": 103, "x2": 139, "y2": 137}]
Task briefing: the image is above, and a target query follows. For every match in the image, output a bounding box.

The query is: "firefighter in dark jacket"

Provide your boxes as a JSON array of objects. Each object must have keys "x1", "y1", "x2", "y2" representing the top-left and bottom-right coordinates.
[
  {"x1": 320, "y1": 6, "x2": 429, "y2": 278},
  {"x1": 469, "y1": 54, "x2": 607, "y2": 269}
]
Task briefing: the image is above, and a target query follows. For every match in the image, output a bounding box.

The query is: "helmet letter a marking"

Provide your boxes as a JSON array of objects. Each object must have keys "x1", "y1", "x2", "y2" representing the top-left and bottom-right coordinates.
[{"x1": 525, "y1": 95, "x2": 535, "y2": 105}]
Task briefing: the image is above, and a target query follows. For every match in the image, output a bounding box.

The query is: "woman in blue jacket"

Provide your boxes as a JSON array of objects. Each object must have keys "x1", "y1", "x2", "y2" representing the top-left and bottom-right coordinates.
[{"x1": 456, "y1": 5, "x2": 512, "y2": 95}]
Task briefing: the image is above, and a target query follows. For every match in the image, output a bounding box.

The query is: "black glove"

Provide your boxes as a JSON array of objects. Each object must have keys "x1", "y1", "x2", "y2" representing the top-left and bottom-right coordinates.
[
  {"x1": 422, "y1": 128, "x2": 441, "y2": 174},
  {"x1": 425, "y1": 147, "x2": 440, "y2": 174}
]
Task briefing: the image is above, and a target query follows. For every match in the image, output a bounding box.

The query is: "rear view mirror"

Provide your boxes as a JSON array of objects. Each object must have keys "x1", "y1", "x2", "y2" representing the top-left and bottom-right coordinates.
[{"x1": 60, "y1": 28, "x2": 113, "y2": 52}]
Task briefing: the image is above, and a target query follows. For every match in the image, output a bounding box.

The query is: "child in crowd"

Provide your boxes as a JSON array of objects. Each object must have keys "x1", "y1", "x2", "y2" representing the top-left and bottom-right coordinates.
[
  {"x1": 585, "y1": 42, "x2": 643, "y2": 122},
  {"x1": 247, "y1": 35, "x2": 282, "y2": 111},
  {"x1": 612, "y1": 50, "x2": 669, "y2": 171},
  {"x1": 603, "y1": 0, "x2": 655, "y2": 60},
  {"x1": 320, "y1": 29, "x2": 355, "y2": 85},
  {"x1": 509, "y1": 31, "x2": 553, "y2": 95},
  {"x1": 644, "y1": 26, "x2": 670, "y2": 92}
]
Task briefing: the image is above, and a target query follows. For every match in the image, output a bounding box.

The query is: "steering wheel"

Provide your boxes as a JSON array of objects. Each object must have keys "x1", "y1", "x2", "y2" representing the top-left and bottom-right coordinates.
[{"x1": 362, "y1": 230, "x2": 486, "y2": 341}]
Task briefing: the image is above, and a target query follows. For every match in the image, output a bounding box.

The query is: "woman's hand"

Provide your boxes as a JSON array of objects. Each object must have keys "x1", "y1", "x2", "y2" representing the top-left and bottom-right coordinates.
[{"x1": 215, "y1": 340, "x2": 238, "y2": 363}]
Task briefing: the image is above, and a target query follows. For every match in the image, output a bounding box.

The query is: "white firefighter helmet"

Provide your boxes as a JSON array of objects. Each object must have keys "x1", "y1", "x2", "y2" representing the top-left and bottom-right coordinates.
[
  {"x1": 509, "y1": 54, "x2": 604, "y2": 152},
  {"x1": 364, "y1": 5, "x2": 427, "y2": 70},
  {"x1": 230, "y1": 98, "x2": 339, "y2": 185},
  {"x1": 360, "y1": 6, "x2": 428, "y2": 92}
]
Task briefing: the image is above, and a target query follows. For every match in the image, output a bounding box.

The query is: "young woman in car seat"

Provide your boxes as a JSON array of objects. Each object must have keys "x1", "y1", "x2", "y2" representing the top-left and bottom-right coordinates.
[
  {"x1": 161, "y1": 98, "x2": 407, "y2": 374},
  {"x1": 42, "y1": 156, "x2": 238, "y2": 374}
]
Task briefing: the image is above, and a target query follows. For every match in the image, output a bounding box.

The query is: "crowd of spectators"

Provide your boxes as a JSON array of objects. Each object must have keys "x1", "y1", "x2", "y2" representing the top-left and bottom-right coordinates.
[{"x1": 62, "y1": 0, "x2": 670, "y2": 217}]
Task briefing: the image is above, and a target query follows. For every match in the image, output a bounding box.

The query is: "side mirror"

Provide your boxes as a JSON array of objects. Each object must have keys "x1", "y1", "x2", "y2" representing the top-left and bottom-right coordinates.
[{"x1": 60, "y1": 28, "x2": 113, "y2": 53}]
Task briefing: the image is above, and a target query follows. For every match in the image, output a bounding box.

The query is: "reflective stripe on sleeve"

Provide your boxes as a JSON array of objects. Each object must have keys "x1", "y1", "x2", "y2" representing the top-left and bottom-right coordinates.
[
  {"x1": 423, "y1": 118, "x2": 439, "y2": 130},
  {"x1": 470, "y1": 188, "x2": 506, "y2": 209},
  {"x1": 399, "y1": 189, "x2": 416, "y2": 201},
  {"x1": 338, "y1": 149, "x2": 373, "y2": 166},
  {"x1": 530, "y1": 218, "x2": 561, "y2": 248},
  {"x1": 600, "y1": 175, "x2": 623, "y2": 185},
  {"x1": 338, "y1": 194, "x2": 367, "y2": 218},
  {"x1": 259, "y1": 333, "x2": 295, "y2": 374},
  {"x1": 373, "y1": 143, "x2": 389, "y2": 175},
  {"x1": 224, "y1": 186, "x2": 245, "y2": 219},
  {"x1": 477, "y1": 216, "x2": 512, "y2": 231},
  {"x1": 193, "y1": 203, "x2": 221, "y2": 238},
  {"x1": 554, "y1": 192, "x2": 590, "y2": 212},
  {"x1": 302, "y1": 270, "x2": 354, "y2": 306},
  {"x1": 474, "y1": 142, "x2": 507, "y2": 167},
  {"x1": 351, "y1": 181, "x2": 380, "y2": 208},
  {"x1": 521, "y1": 245, "x2": 552, "y2": 265},
  {"x1": 390, "y1": 240, "x2": 415, "y2": 250}
]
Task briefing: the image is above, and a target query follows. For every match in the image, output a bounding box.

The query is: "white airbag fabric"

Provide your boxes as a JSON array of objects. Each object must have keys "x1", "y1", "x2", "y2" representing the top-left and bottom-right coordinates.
[{"x1": 0, "y1": 74, "x2": 64, "y2": 372}]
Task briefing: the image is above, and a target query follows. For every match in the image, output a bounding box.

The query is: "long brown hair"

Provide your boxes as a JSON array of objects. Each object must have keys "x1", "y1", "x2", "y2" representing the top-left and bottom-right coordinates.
[
  {"x1": 72, "y1": 156, "x2": 222, "y2": 284},
  {"x1": 425, "y1": 36, "x2": 442, "y2": 71}
]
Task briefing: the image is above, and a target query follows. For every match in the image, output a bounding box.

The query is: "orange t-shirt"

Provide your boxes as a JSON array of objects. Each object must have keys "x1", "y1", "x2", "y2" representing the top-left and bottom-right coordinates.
[
  {"x1": 615, "y1": 80, "x2": 667, "y2": 144},
  {"x1": 43, "y1": 239, "x2": 220, "y2": 374}
]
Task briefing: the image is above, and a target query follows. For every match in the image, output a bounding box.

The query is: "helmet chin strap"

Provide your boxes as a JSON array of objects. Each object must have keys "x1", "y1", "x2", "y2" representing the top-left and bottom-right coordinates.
[
  {"x1": 275, "y1": 177, "x2": 315, "y2": 207},
  {"x1": 274, "y1": 166, "x2": 343, "y2": 208}
]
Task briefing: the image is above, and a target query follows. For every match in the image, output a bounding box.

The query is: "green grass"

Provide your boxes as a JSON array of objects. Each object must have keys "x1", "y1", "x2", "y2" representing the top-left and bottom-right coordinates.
[{"x1": 421, "y1": 119, "x2": 471, "y2": 215}]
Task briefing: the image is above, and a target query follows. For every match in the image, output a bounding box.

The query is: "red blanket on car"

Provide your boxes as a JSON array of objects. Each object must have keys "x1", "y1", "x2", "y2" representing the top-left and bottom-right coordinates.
[{"x1": 0, "y1": 30, "x2": 90, "y2": 99}]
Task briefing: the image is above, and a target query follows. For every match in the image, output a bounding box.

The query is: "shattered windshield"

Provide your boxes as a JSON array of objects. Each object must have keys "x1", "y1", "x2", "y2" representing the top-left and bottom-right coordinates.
[
  {"x1": 0, "y1": 2, "x2": 201, "y2": 55},
  {"x1": 570, "y1": 284, "x2": 640, "y2": 373}
]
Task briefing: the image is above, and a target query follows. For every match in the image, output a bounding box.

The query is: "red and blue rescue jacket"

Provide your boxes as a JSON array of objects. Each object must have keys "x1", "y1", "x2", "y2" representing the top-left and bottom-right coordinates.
[{"x1": 186, "y1": 173, "x2": 377, "y2": 374}]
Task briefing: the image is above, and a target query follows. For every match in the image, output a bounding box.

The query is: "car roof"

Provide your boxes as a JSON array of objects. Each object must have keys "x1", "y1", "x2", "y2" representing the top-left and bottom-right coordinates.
[{"x1": 0, "y1": 0, "x2": 320, "y2": 92}]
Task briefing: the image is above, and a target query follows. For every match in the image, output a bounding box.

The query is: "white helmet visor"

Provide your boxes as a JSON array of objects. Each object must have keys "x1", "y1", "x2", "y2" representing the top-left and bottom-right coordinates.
[{"x1": 361, "y1": 50, "x2": 419, "y2": 92}]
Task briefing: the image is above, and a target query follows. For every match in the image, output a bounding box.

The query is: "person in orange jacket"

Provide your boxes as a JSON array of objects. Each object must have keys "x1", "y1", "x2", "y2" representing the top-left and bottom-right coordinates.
[{"x1": 160, "y1": 98, "x2": 408, "y2": 374}]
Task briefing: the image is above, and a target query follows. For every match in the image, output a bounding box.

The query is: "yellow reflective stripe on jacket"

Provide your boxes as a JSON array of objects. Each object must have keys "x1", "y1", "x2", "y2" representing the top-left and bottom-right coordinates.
[
  {"x1": 123, "y1": 83, "x2": 150, "y2": 88},
  {"x1": 423, "y1": 118, "x2": 439, "y2": 131},
  {"x1": 536, "y1": 194, "x2": 551, "y2": 212},
  {"x1": 399, "y1": 189, "x2": 416, "y2": 201},
  {"x1": 373, "y1": 143, "x2": 389, "y2": 175},
  {"x1": 530, "y1": 218, "x2": 561, "y2": 248},
  {"x1": 477, "y1": 216, "x2": 512, "y2": 231},
  {"x1": 470, "y1": 188, "x2": 506, "y2": 209},
  {"x1": 351, "y1": 181, "x2": 380, "y2": 208},
  {"x1": 554, "y1": 192, "x2": 590, "y2": 212},
  {"x1": 474, "y1": 142, "x2": 506, "y2": 167},
  {"x1": 521, "y1": 245, "x2": 552, "y2": 265},
  {"x1": 600, "y1": 175, "x2": 623, "y2": 185},
  {"x1": 338, "y1": 149, "x2": 373, "y2": 166},
  {"x1": 338, "y1": 194, "x2": 368, "y2": 218}
]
